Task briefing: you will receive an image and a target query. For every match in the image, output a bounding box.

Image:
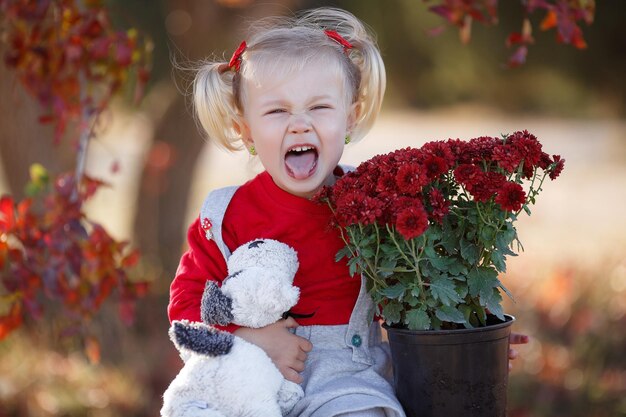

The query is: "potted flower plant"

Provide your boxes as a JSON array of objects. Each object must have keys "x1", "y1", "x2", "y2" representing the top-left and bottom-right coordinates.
[{"x1": 318, "y1": 130, "x2": 564, "y2": 417}]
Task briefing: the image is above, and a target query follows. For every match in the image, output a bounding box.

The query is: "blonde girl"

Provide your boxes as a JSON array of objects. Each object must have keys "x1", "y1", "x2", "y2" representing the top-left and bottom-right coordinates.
[{"x1": 168, "y1": 7, "x2": 405, "y2": 417}]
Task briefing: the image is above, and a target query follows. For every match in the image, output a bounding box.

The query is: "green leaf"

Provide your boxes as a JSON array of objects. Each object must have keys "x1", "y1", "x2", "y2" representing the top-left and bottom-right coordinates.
[
  {"x1": 484, "y1": 289, "x2": 505, "y2": 321},
  {"x1": 406, "y1": 308, "x2": 431, "y2": 330},
  {"x1": 410, "y1": 286, "x2": 421, "y2": 298},
  {"x1": 460, "y1": 239, "x2": 480, "y2": 264},
  {"x1": 430, "y1": 276, "x2": 463, "y2": 306},
  {"x1": 378, "y1": 258, "x2": 398, "y2": 276},
  {"x1": 495, "y1": 225, "x2": 516, "y2": 248},
  {"x1": 405, "y1": 294, "x2": 421, "y2": 307},
  {"x1": 448, "y1": 260, "x2": 468, "y2": 276},
  {"x1": 499, "y1": 282, "x2": 514, "y2": 301},
  {"x1": 335, "y1": 246, "x2": 352, "y2": 263},
  {"x1": 480, "y1": 225, "x2": 497, "y2": 242},
  {"x1": 435, "y1": 305, "x2": 466, "y2": 324},
  {"x1": 491, "y1": 249, "x2": 507, "y2": 273},
  {"x1": 458, "y1": 304, "x2": 475, "y2": 328},
  {"x1": 360, "y1": 247, "x2": 375, "y2": 258},
  {"x1": 382, "y1": 302, "x2": 403, "y2": 325},
  {"x1": 441, "y1": 230, "x2": 460, "y2": 255},
  {"x1": 468, "y1": 267, "x2": 499, "y2": 299},
  {"x1": 455, "y1": 282, "x2": 469, "y2": 298},
  {"x1": 380, "y1": 283, "x2": 406, "y2": 300},
  {"x1": 425, "y1": 250, "x2": 456, "y2": 272}
]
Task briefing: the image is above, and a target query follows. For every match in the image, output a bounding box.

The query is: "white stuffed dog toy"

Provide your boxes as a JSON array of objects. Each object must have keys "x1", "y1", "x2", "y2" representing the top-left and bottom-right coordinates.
[{"x1": 161, "y1": 239, "x2": 304, "y2": 417}]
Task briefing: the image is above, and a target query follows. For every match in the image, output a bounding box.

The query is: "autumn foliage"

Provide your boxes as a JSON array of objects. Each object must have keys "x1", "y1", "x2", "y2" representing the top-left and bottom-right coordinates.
[
  {"x1": 0, "y1": 170, "x2": 148, "y2": 340},
  {"x1": 425, "y1": 0, "x2": 595, "y2": 67},
  {"x1": 0, "y1": 0, "x2": 151, "y2": 142},
  {"x1": 0, "y1": 0, "x2": 151, "y2": 343}
]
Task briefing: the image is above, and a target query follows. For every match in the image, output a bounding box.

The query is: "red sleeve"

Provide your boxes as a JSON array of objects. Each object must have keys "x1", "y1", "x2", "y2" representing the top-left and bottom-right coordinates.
[{"x1": 167, "y1": 217, "x2": 240, "y2": 332}]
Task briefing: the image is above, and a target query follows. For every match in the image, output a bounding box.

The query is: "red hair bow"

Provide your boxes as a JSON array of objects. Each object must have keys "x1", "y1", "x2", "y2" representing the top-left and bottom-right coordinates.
[
  {"x1": 227, "y1": 40, "x2": 247, "y2": 72},
  {"x1": 324, "y1": 30, "x2": 353, "y2": 53}
]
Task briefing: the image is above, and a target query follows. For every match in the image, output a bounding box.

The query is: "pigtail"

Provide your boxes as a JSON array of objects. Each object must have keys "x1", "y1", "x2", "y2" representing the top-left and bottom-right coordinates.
[
  {"x1": 298, "y1": 8, "x2": 387, "y2": 142},
  {"x1": 192, "y1": 60, "x2": 243, "y2": 151}
]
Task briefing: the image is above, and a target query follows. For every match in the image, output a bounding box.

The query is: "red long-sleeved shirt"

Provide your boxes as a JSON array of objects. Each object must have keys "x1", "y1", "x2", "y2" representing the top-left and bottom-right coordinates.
[{"x1": 168, "y1": 171, "x2": 360, "y2": 330}]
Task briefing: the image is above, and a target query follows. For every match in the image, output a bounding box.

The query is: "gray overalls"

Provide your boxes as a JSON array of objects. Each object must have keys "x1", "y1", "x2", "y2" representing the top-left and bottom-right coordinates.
[{"x1": 201, "y1": 186, "x2": 405, "y2": 417}]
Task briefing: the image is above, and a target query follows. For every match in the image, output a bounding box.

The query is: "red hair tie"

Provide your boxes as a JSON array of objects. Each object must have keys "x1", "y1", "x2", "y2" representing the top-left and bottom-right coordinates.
[
  {"x1": 220, "y1": 40, "x2": 247, "y2": 73},
  {"x1": 324, "y1": 30, "x2": 353, "y2": 54}
]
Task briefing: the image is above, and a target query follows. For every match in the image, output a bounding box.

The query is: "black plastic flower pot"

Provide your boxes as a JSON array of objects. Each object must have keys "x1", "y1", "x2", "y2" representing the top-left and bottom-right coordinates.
[{"x1": 383, "y1": 314, "x2": 515, "y2": 417}]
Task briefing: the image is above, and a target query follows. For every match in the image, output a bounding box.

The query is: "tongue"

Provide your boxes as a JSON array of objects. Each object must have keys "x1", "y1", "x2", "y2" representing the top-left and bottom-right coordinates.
[{"x1": 285, "y1": 150, "x2": 317, "y2": 179}]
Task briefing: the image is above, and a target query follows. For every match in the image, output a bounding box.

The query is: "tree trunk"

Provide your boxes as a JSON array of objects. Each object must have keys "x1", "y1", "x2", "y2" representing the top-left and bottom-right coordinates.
[
  {"x1": 0, "y1": 65, "x2": 74, "y2": 198},
  {"x1": 132, "y1": 1, "x2": 295, "y2": 279}
]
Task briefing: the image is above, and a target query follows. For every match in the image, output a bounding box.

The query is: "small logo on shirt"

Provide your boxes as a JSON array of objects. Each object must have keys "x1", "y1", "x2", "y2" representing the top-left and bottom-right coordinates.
[{"x1": 201, "y1": 218, "x2": 213, "y2": 241}]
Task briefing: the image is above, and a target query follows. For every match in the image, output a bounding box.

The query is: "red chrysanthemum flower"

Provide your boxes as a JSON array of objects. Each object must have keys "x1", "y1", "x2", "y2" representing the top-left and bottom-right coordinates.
[
  {"x1": 549, "y1": 155, "x2": 565, "y2": 180},
  {"x1": 423, "y1": 155, "x2": 448, "y2": 179},
  {"x1": 395, "y1": 205, "x2": 429, "y2": 240},
  {"x1": 447, "y1": 139, "x2": 469, "y2": 163},
  {"x1": 376, "y1": 172, "x2": 397, "y2": 194},
  {"x1": 335, "y1": 190, "x2": 368, "y2": 226},
  {"x1": 428, "y1": 188, "x2": 450, "y2": 223},
  {"x1": 395, "y1": 163, "x2": 428, "y2": 195},
  {"x1": 509, "y1": 130, "x2": 543, "y2": 169},
  {"x1": 454, "y1": 164, "x2": 482, "y2": 189},
  {"x1": 421, "y1": 141, "x2": 455, "y2": 167},
  {"x1": 495, "y1": 182, "x2": 526, "y2": 212},
  {"x1": 470, "y1": 172, "x2": 507, "y2": 202},
  {"x1": 492, "y1": 144, "x2": 523, "y2": 173},
  {"x1": 466, "y1": 136, "x2": 499, "y2": 163}
]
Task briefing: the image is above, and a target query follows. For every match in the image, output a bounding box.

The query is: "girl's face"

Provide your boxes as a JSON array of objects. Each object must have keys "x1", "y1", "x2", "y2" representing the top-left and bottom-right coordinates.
[{"x1": 239, "y1": 61, "x2": 357, "y2": 199}]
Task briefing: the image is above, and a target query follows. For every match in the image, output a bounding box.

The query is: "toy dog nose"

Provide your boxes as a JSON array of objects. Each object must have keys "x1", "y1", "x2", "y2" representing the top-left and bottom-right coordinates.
[{"x1": 248, "y1": 240, "x2": 265, "y2": 249}]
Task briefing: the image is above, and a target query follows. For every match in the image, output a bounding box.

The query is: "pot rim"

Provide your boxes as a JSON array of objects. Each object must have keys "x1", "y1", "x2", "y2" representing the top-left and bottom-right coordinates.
[{"x1": 382, "y1": 314, "x2": 516, "y2": 337}]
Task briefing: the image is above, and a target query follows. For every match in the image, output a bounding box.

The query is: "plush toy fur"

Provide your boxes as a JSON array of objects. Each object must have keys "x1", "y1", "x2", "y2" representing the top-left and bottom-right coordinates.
[{"x1": 161, "y1": 239, "x2": 304, "y2": 417}]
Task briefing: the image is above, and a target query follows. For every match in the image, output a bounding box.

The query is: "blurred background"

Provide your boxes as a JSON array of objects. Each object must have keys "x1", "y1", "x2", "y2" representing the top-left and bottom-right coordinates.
[{"x1": 0, "y1": 0, "x2": 624, "y2": 416}]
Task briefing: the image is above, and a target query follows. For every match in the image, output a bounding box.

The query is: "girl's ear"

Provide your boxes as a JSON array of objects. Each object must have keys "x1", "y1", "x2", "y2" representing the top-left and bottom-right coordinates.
[
  {"x1": 233, "y1": 120, "x2": 253, "y2": 147},
  {"x1": 347, "y1": 101, "x2": 361, "y2": 134}
]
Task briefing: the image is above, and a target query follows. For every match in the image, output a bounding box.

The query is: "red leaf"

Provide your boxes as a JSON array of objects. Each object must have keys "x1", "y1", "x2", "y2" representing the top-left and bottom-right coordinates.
[
  {"x1": 507, "y1": 46, "x2": 528, "y2": 68},
  {"x1": 429, "y1": 5, "x2": 456, "y2": 24},
  {"x1": 132, "y1": 281, "x2": 149, "y2": 297},
  {"x1": 540, "y1": 10, "x2": 558, "y2": 30},
  {"x1": 114, "y1": 42, "x2": 132, "y2": 67},
  {"x1": 0, "y1": 196, "x2": 15, "y2": 231},
  {"x1": 468, "y1": 8, "x2": 486, "y2": 23},
  {"x1": 506, "y1": 32, "x2": 524, "y2": 47},
  {"x1": 122, "y1": 249, "x2": 140, "y2": 268},
  {"x1": 0, "y1": 302, "x2": 23, "y2": 340}
]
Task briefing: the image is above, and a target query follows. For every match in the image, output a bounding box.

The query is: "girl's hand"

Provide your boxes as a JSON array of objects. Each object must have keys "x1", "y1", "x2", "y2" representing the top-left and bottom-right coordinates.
[
  {"x1": 234, "y1": 317, "x2": 313, "y2": 383},
  {"x1": 508, "y1": 332, "x2": 529, "y2": 371}
]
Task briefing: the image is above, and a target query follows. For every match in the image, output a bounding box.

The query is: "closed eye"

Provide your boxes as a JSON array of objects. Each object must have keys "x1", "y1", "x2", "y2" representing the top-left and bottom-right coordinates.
[
  {"x1": 265, "y1": 108, "x2": 287, "y2": 115},
  {"x1": 311, "y1": 105, "x2": 332, "y2": 110}
]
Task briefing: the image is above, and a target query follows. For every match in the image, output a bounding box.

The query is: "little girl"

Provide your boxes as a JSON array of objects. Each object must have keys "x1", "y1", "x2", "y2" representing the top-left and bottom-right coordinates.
[
  {"x1": 168, "y1": 7, "x2": 403, "y2": 417},
  {"x1": 168, "y1": 6, "x2": 526, "y2": 417}
]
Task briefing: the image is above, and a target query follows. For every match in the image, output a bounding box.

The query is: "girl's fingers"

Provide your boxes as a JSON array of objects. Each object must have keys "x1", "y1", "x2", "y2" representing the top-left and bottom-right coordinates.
[
  {"x1": 509, "y1": 333, "x2": 530, "y2": 345},
  {"x1": 296, "y1": 349, "x2": 308, "y2": 361},
  {"x1": 508, "y1": 348, "x2": 518, "y2": 360},
  {"x1": 299, "y1": 338, "x2": 313, "y2": 352},
  {"x1": 283, "y1": 367, "x2": 303, "y2": 384},
  {"x1": 291, "y1": 359, "x2": 306, "y2": 372}
]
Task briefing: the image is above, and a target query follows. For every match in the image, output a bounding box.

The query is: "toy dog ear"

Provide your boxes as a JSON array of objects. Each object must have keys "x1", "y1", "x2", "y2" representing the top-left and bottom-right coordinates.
[
  {"x1": 170, "y1": 321, "x2": 234, "y2": 356},
  {"x1": 247, "y1": 240, "x2": 265, "y2": 249},
  {"x1": 201, "y1": 281, "x2": 234, "y2": 326}
]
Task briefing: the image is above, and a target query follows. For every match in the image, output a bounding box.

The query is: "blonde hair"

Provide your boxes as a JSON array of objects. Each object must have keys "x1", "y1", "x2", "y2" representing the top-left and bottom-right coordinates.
[{"x1": 193, "y1": 7, "x2": 386, "y2": 151}]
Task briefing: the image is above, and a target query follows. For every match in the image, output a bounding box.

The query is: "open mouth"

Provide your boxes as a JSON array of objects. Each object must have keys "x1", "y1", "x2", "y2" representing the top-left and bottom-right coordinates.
[{"x1": 284, "y1": 145, "x2": 319, "y2": 180}]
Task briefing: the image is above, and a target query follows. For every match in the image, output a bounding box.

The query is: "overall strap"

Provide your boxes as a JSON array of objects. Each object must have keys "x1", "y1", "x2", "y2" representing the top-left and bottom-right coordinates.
[{"x1": 199, "y1": 186, "x2": 240, "y2": 261}]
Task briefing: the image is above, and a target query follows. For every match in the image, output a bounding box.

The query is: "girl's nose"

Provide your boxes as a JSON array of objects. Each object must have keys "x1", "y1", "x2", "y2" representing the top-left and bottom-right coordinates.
[{"x1": 288, "y1": 114, "x2": 312, "y2": 134}]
